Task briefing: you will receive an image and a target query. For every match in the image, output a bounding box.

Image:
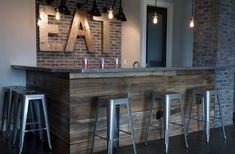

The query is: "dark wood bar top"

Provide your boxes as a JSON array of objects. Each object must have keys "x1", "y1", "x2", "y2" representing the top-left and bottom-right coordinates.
[
  {"x1": 11, "y1": 65, "x2": 218, "y2": 78},
  {"x1": 11, "y1": 65, "x2": 216, "y2": 73}
]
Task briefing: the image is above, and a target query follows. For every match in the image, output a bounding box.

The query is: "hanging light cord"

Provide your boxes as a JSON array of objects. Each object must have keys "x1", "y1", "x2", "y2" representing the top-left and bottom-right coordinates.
[{"x1": 192, "y1": 0, "x2": 194, "y2": 17}]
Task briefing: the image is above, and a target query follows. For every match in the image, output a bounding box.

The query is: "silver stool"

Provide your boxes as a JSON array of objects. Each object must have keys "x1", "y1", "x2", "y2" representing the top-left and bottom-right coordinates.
[
  {"x1": 1, "y1": 86, "x2": 27, "y2": 138},
  {"x1": 187, "y1": 88, "x2": 226, "y2": 143},
  {"x1": 145, "y1": 91, "x2": 188, "y2": 153},
  {"x1": 12, "y1": 90, "x2": 52, "y2": 154},
  {"x1": 91, "y1": 95, "x2": 137, "y2": 154}
]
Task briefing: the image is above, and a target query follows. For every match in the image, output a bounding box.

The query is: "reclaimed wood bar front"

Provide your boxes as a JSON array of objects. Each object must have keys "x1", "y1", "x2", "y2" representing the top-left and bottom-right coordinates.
[{"x1": 12, "y1": 66, "x2": 215, "y2": 154}]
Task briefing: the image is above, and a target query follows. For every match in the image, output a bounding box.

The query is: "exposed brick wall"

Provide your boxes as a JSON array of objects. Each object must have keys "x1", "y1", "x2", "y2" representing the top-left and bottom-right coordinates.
[
  {"x1": 193, "y1": 0, "x2": 235, "y2": 126},
  {"x1": 193, "y1": 0, "x2": 219, "y2": 66},
  {"x1": 36, "y1": 0, "x2": 121, "y2": 68}
]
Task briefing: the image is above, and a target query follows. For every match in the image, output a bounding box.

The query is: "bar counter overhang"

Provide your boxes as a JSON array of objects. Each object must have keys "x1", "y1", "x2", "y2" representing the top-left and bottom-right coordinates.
[{"x1": 12, "y1": 65, "x2": 217, "y2": 154}]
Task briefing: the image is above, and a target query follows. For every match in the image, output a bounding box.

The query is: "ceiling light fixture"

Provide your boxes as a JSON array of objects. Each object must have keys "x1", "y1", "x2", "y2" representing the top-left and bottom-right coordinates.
[
  {"x1": 58, "y1": 0, "x2": 71, "y2": 15},
  {"x1": 115, "y1": 0, "x2": 127, "y2": 21},
  {"x1": 153, "y1": 0, "x2": 158, "y2": 24},
  {"x1": 88, "y1": 0, "x2": 101, "y2": 17}
]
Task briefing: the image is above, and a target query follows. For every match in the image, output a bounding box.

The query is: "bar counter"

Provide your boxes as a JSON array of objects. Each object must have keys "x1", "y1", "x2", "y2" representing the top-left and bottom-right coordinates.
[{"x1": 12, "y1": 65, "x2": 216, "y2": 154}]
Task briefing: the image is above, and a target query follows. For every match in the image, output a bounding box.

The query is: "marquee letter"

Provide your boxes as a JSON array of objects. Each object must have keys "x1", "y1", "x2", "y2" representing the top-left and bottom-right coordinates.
[
  {"x1": 93, "y1": 14, "x2": 110, "y2": 53},
  {"x1": 65, "y1": 10, "x2": 95, "y2": 52},
  {"x1": 39, "y1": 5, "x2": 63, "y2": 51}
]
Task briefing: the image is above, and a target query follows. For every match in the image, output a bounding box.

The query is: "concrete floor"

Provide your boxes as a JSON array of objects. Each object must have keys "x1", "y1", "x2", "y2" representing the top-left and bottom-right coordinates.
[{"x1": 0, "y1": 125, "x2": 234, "y2": 154}]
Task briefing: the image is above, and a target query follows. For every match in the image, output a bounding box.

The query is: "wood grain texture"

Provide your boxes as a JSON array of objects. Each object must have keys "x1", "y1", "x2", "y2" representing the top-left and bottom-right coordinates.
[
  {"x1": 65, "y1": 10, "x2": 95, "y2": 52},
  {"x1": 26, "y1": 69, "x2": 215, "y2": 154},
  {"x1": 39, "y1": 5, "x2": 63, "y2": 51},
  {"x1": 93, "y1": 15, "x2": 110, "y2": 53}
]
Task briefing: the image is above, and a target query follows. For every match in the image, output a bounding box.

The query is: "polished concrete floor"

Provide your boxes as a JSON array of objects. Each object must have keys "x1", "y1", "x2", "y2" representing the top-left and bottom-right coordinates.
[{"x1": 0, "y1": 125, "x2": 234, "y2": 154}]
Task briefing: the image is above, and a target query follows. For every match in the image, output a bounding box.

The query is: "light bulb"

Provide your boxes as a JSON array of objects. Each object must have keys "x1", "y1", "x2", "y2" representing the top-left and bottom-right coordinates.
[
  {"x1": 108, "y1": 8, "x2": 113, "y2": 20},
  {"x1": 37, "y1": 18, "x2": 42, "y2": 26},
  {"x1": 153, "y1": 12, "x2": 158, "y2": 24},
  {"x1": 55, "y1": 9, "x2": 60, "y2": 20},
  {"x1": 189, "y1": 18, "x2": 194, "y2": 28},
  {"x1": 40, "y1": 10, "x2": 47, "y2": 21}
]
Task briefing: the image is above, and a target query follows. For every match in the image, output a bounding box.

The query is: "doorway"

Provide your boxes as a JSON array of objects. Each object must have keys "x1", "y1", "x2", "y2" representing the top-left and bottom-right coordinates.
[{"x1": 146, "y1": 6, "x2": 167, "y2": 67}]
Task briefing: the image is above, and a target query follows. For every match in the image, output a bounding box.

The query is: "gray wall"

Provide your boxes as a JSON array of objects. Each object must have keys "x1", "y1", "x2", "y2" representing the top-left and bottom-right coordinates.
[
  {"x1": 172, "y1": 0, "x2": 193, "y2": 66},
  {"x1": 0, "y1": 0, "x2": 36, "y2": 123}
]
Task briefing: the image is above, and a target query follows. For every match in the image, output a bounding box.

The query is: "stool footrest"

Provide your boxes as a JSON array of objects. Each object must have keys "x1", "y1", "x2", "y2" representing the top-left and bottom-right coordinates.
[
  {"x1": 94, "y1": 134, "x2": 107, "y2": 140},
  {"x1": 211, "y1": 116, "x2": 222, "y2": 119},
  {"x1": 119, "y1": 129, "x2": 131, "y2": 135},
  {"x1": 190, "y1": 117, "x2": 204, "y2": 122},
  {"x1": 169, "y1": 122, "x2": 183, "y2": 126},
  {"x1": 25, "y1": 128, "x2": 47, "y2": 133},
  {"x1": 26, "y1": 122, "x2": 41, "y2": 125}
]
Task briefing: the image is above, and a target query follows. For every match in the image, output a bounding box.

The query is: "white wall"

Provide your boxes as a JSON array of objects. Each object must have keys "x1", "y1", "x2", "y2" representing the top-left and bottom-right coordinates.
[
  {"x1": 122, "y1": 0, "x2": 193, "y2": 67},
  {"x1": 121, "y1": 0, "x2": 141, "y2": 68},
  {"x1": 0, "y1": 0, "x2": 36, "y2": 121}
]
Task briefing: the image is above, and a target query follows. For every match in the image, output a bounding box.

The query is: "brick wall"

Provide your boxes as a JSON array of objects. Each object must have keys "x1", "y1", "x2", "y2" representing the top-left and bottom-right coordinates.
[
  {"x1": 193, "y1": 0, "x2": 219, "y2": 66},
  {"x1": 194, "y1": 0, "x2": 235, "y2": 126},
  {"x1": 36, "y1": 0, "x2": 121, "y2": 68}
]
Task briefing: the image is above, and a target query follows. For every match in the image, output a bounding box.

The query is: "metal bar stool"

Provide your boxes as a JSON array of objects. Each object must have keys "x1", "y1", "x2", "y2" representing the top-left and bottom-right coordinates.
[
  {"x1": 91, "y1": 95, "x2": 137, "y2": 154},
  {"x1": 12, "y1": 90, "x2": 52, "y2": 154},
  {"x1": 187, "y1": 88, "x2": 226, "y2": 143},
  {"x1": 145, "y1": 91, "x2": 188, "y2": 153},
  {"x1": 1, "y1": 86, "x2": 26, "y2": 137}
]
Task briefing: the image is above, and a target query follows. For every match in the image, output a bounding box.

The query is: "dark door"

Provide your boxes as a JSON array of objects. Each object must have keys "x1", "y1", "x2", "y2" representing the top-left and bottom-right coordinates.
[{"x1": 146, "y1": 6, "x2": 167, "y2": 67}]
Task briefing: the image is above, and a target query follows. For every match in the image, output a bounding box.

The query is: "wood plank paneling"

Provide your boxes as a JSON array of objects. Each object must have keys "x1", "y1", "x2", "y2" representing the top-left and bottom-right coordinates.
[{"x1": 26, "y1": 69, "x2": 215, "y2": 153}]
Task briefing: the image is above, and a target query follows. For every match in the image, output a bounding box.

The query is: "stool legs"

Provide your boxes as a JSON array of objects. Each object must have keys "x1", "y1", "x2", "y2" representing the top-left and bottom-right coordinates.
[
  {"x1": 187, "y1": 90, "x2": 226, "y2": 143},
  {"x1": 1, "y1": 90, "x2": 8, "y2": 133},
  {"x1": 144, "y1": 96, "x2": 154, "y2": 146},
  {"x1": 91, "y1": 103, "x2": 100, "y2": 154},
  {"x1": 216, "y1": 94, "x2": 226, "y2": 140},
  {"x1": 127, "y1": 100, "x2": 137, "y2": 154},
  {"x1": 179, "y1": 97, "x2": 188, "y2": 148},
  {"x1": 205, "y1": 91, "x2": 210, "y2": 143},
  {"x1": 92, "y1": 99, "x2": 136, "y2": 154},
  {"x1": 41, "y1": 97, "x2": 52, "y2": 150},
  {"x1": 19, "y1": 97, "x2": 29, "y2": 154},
  {"x1": 107, "y1": 100, "x2": 115, "y2": 154},
  {"x1": 113, "y1": 105, "x2": 120, "y2": 151},
  {"x1": 187, "y1": 92, "x2": 195, "y2": 135},
  {"x1": 164, "y1": 96, "x2": 170, "y2": 153}
]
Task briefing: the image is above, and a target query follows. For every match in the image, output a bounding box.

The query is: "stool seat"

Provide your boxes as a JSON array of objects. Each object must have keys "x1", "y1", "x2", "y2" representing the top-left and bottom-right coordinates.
[
  {"x1": 187, "y1": 88, "x2": 226, "y2": 143},
  {"x1": 145, "y1": 91, "x2": 188, "y2": 153},
  {"x1": 91, "y1": 95, "x2": 137, "y2": 154}
]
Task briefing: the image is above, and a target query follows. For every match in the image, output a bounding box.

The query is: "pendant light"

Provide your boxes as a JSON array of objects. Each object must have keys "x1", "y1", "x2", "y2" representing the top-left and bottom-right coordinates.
[
  {"x1": 153, "y1": 0, "x2": 158, "y2": 24},
  {"x1": 77, "y1": 0, "x2": 88, "y2": 9},
  {"x1": 88, "y1": 0, "x2": 101, "y2": 17},
  {"x1": 55, "y1": 7, "x2": 61, "y2": 20},
  {"x1": 189, "y1": 0, "x2": 195, "y2": 28},
  {"x1": 115, "y1": 0, "x2": 127, "y2": 21},
  {"x1": 108, "y1": 0, "x2": 114, "y2": 20},
  {"x1": 58, "y1": 0, "x2": 71, "y2": 15}
]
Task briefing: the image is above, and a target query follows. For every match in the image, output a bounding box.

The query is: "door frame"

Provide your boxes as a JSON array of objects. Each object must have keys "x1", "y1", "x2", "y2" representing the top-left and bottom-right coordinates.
[{"x1": 140, "y1": 0, "x2": 173, "y2": 67}]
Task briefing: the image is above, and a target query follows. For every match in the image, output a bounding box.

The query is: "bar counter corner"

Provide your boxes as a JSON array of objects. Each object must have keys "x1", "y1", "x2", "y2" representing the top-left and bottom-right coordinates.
[{"x1": 11, "y1": 65, "x2": 216, "y2": 154}]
